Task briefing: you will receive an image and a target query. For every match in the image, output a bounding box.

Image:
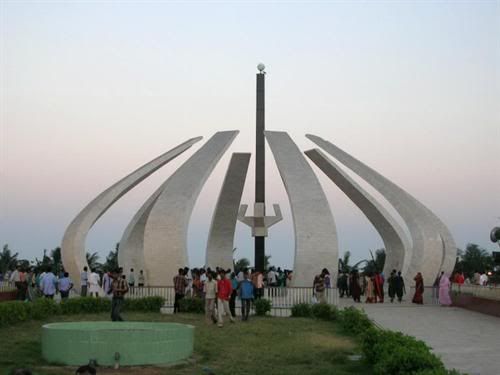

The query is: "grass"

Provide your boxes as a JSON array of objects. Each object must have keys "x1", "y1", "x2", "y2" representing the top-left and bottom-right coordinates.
[{"x1": 0, "y1": 312, "x2": 371, "y2": 375}]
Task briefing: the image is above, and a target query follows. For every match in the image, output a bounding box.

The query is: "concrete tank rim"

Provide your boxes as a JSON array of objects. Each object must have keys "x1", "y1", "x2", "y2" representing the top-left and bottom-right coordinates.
[{"x1": 42, "y1": 321, "x2": 195, "y2": 331}]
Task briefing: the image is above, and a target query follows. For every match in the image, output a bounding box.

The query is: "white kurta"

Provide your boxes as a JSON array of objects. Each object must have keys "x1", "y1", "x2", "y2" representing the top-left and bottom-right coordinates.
[{"x1": 88, "y1": 272, "x2": 101, "y2": 294}]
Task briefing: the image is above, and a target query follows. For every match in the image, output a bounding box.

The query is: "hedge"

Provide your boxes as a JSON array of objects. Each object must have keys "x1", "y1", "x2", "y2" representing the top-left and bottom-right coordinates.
[
  {"x1": 179, "y1": 297, "x2": 205, "y2": 313},
  {"x1": 290, "y1": 303, "x2": 463, "y2": 375},
  {"x1": 0, "y1": 296, "x2": 165, "y2": 327}
]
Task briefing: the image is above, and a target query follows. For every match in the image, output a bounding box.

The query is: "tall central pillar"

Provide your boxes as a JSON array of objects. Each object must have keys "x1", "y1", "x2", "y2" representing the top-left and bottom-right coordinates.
[
  {"x1": 255, "y1": 67, "x2": 266, "y2": 272},
  {"x1": 238, "y1": 64, "x2": 282, "y2": 272}
]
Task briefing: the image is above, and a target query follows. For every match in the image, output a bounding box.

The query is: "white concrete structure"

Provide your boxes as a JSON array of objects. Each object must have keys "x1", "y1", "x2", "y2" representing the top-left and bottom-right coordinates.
[
  {"x1": 142, "y1": 131, "x2": 239, "y2": 286},
  {"x1": 205, "y1": 153, "x2": 251, "y2": 270},
  {"x1": 61, "y1": 137, "x2": 202, "y2": 290},
  {"x1": 306, "y1": 134, "x2": 457, "y2": 284},
  {"x1": 305, "y1": 148, "x2": 410, "y2": 277},
  {"x1": 265, "y1": 131, "x2": 339, "y2": 287}
]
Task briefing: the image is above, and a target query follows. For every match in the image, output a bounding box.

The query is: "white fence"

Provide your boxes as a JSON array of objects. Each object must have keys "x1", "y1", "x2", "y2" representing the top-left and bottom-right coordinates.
[
  {"x1": 127, "y1": 286, "x2": 338, "y2": 317},
  {"x1": 0, "y1": 281, "x2": 16, "y2": 293},
  {"x1": 451, "y1": 284, "x2": 500, "y2": 301}
]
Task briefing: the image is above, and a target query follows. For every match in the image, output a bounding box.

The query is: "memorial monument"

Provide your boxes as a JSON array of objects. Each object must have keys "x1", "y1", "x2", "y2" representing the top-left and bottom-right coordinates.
[{"x1": 62, "y1": 65, "x2": 456, "y2": 288}]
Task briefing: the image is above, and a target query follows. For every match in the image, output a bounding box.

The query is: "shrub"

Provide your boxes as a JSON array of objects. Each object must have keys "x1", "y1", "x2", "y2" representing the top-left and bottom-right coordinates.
[
  {"x1": 361, "y1": 327, "x2": 446, "y2": 375},
  {"x1": 29, "y1": 298, "x2": 61, "y2": 319},
  {"x1": 254, "y1": 298, "x2": 272, "y2": 316},
  {"x1": 0, "y1": 296, "x2": 167, "y2": 327},
  {"x1": 179, "y1": 297, "x2": 204, "y2": 313},
  {"x1": 338, "y1": 306, "x2": 372, "y2": 335},
  {"x1": 60, "y1": 297, "x2": 110, "y2": 314},
  {"x1": 125, "y1": 296, "x2": 164, "y2": 312},
  {"x1": 311, "y1": 303, "x2": 337, "y2": 320},
  {"x1": 291, "y1": 303, "x2": 313, "y2": 318},
  {"x1": 0, "y1": 301, "x2": 29, "y2": 326}
]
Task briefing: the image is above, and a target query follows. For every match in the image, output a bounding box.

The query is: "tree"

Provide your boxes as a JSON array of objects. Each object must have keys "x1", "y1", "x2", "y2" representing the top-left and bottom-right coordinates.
[
  {"x1": 339, "y1": 251, "x2": 352, "y2": 273},
  {"x1": 361, "y1": 249, "x2": 386, "y2": 275},
  {"x1": 103, "y1": 243, "x2": 119, "y2": 272},
  {"x1": 0, "y1": 244, "x2": 18, "y2": 273},
  {"x1": 234, "y1": 258, "x2": 250, "y2": 273},
  {"x1": 86, "y1": 252, "x2": 101, "y2": 271},
  {"x1": 264, "y1": 255, "x2": 272, "y2": 271},
  {"x1": 33, "y1": 249, "x2": 53, "y2": 273},
  {"x1": 50, "y1": 247, "x2": 62, "y2": 275},
  {"x1": 454, "y1": 243, "x2": 494, "y2": 277}
]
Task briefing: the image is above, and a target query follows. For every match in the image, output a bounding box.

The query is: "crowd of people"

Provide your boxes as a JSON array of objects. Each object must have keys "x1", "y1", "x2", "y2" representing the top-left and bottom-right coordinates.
[
  {"x1": 170, "y1": 266, "x2": 292, "y2": 327},
  {"x1": 2, "y1": 263, "x2": 495, "y2": 318}
]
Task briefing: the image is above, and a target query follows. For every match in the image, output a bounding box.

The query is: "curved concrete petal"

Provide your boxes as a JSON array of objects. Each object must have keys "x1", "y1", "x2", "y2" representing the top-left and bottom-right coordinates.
[
  {"x1": 61, "y1": 137, "x2": 203, "y2": 290},
  {"x1": 265, "y1": 131, "x2": 339, "y2": 287},
  {"x1": 205, "y1": 153, "x2": 251, "y2": 270},
  {"x1": 143, "y1": 131, "x2": 239, "y2": 286},
  {"x1": 306, "y1": 134, "x2": 456, "y2": 284},
  {"x1": 305, "y1": 148, "x2": 410, "y2": 277}
]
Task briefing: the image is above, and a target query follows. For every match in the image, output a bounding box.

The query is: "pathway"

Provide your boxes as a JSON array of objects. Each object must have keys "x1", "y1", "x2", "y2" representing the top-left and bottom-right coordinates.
[{"x1": 340, "y1": 300, "x2": 500, "y2": 375}]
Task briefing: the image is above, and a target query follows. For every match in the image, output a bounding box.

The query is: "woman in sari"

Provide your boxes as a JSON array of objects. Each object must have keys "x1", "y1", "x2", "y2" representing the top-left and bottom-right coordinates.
[
  {"x1": 350, "y1": 271, "x2": 361, "y2": 302},
  {"x1": 439, "y1": 273, "x2": 452, "y2": 306},
  {"x1": 365, "y1": 274, "x2": 375, "y2": 303},
  {"x1": 412, "y1": 272, "x2": 424, "y2": 304}
]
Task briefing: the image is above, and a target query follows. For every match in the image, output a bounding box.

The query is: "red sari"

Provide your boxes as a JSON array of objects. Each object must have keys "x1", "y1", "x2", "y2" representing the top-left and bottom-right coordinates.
[
  {"x1": 374, "y1": 273, "x2": 384, "y2": 303},
  {"x1": 412, "y1": 273, "x2": 424, "y2": 304}
]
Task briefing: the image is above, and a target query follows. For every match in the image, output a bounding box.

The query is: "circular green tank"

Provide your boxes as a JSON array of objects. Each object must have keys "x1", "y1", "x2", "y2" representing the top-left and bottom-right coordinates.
[{"x1": 41, "y1": 322, "x2": 194, "y2": 366}]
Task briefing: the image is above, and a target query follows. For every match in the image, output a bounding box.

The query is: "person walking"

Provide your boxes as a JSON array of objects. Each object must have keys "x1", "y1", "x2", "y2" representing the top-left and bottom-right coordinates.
[
  {"x1": 439, "y1": 273, "x2": 452, "y2": 306},
  {"x1": 313, "y1": 272, "x2": 326, "y2": 303},
  {"x1": 204, "y1": 272, "x2": 218, "y2": 324},
  {"x1": 173, "y1": 268, "x2": 187, "y2": 314},
  {"x1": 138, "y1": 270, "x2": 145, "y2": 287},
  {"x1": 432, "y1": 272, "x2": 443, "y2": 303},
  {"x1": 229, "y1": 272, "x2": 238, "y2": 318},
  {"x1": 58, "y1": 272, "x2": 73, "y2": 300},
  {"x1": 374, "y1": 273, "x2": 384, "y2": 303},
  {"x1": 239, "y1": 272, "x2": 254, "y2": 321},
  {"x1": 394, "y1": 271, "x2": 406, "y2": 302},
  {"x1": 102, "y1": 271, "x2": 112, "y2": 298},
  {"x1": 217, "y1": 270, "x2": 235, "y2": 327},
  {"x1": 88, "y1": 269, "x2": 101, "y2": 298},
  {"x1": 40, "y1": 268, "x2": 57, "y2": 299},
  {"x1": 365, "y1": 274, "x2": 375, "y2": 303},
  {"x1": 350, "y1": 270, "x2": 361, "y2": 302},
  {"x1": 80, "y1": 267, "x2": 89, "y2": 297},
  {"x1": 10, "y1": 266, "x2": 23, "y2": 300},
  {"x1": 412, "y1": 272, "x2": 424, "y2": 304},
  {"x1": 111, "y1": 269, "x2": 128, "y2": 321},
  {"x1": 127, "y1": 269, "x2": 135, "y2": 288},
  {"x1": 388, "y1": 270, "x2": 397, "y2": 303}
]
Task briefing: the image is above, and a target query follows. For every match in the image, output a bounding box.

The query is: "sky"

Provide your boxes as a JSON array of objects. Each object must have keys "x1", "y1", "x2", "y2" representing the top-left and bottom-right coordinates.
[{"x1": 1, "y1": 1, "x2": 499, "y2": 269}]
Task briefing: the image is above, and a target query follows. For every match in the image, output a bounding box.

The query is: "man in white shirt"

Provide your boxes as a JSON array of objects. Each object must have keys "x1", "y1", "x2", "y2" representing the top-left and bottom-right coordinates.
[
  {"x1": 479, "y1": 272, "x2": 488, "y2": 286},
  {"x1": 80, "y1": 266, "x2": 89, "y2": 296},
  {"x1": 88, "y1": 269, "x2": 101, "y2": 297}
]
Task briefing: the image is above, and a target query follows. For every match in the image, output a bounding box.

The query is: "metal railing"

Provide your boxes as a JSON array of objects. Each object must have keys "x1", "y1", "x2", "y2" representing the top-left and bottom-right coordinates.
[
  {"x1": 451, "y1": 283, "x2": 500, "y2": 301},
  {"x1": 0, "y1": 281, "x2": 16, "y2": 293},
  {"x1": 126, "y1": 286, "x2": 338, "y2": 317}
]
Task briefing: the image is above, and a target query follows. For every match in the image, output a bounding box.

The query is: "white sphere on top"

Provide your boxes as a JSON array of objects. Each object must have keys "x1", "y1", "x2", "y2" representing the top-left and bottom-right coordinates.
[{"x1": 257, "y1": 63, "x2": 266, "y2": 72}]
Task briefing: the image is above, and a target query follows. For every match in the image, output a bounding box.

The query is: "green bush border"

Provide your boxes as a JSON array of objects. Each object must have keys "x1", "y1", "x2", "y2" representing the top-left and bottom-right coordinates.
[
  {"x1": 290, "y1": 303, "x2": 463, "y2": 375},
  {"x1": 0, "y1": 296, "x2": 164, "y2": 327}
]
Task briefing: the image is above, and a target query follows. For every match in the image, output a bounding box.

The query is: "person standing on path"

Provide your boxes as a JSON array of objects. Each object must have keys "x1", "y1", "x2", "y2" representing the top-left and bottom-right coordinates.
[
  {"x1": 40, "y1": 268, "x2": 57, "y2": 299},
  {"x1": 374, "y1": 273, "x2": 384, "y2": 303},
  {"x1": 204, "y1": 272, "x2": 218, "y2": 324},
  {"x1": 173, "y1": 268, "x2": 187, "y2": 314},
  {"x1": 313, "y1": 272, "x2": 326, "y2": 303},
  {"x1": 102, "y1": 271, "x2": 112, "y2": 298},
  {"x1": 80, "y1": 267, "x2": 89, "y2": 297},
  {"x1": 229, "y1": 272, "x2": 238, "y2": 318},
  {"x1": 439, "y1": 273, "x2": 452, "y2": 306},
  {"x1": 388, "y1": 270, "x2": 396, "y2": 303},
  {"x1": 58, "y1": 272, "x2": 73, "y2": 300},
  {"x1": 239, "y1": 272, "x2": 254, "y2": 321},
  {"x1": 412, "y1": 272, "x2": 424, "y2": 304},
  {"x1": 111, "y1": 269, "x2": 128, "y2": 321},
  {"x1": 394, "y1": 271, "x2": 406, "y2": 303},
  {"x1": 432, "y1": 272, "x2": 443, "y2": 303},
  {"x1": 350, "y1": 270, "x2": 361, "y2": 303},
  {"x1": 88, "y1": 269, "x2": 101, "y2": 298},
  {"x1": 217, "y1": 270, "x2": 235, "y2": 327},
  {"x1": 137, "y1": 270, "x2": 145, "y2": 287}
]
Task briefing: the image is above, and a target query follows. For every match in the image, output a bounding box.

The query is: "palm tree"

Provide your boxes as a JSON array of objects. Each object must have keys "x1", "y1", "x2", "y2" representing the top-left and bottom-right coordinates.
[
  {"x1": 86, "y1": 252, "x2": 101, "y2": 271},
  {"x1": 339, "y1": 251, "x2": 352, "y2": 273},
  {"x1": 234, "y1": 258, "x2": 250, "y2": 273},
  {"x1": 103, "y1": 243, "x2": 119, "y2": 272},
  {"x1": 264, "y1": 255, "x2": 272, "y2": 271},
  {"x1": 0, "y1": 244, "x2": 18, "y2": 273}
]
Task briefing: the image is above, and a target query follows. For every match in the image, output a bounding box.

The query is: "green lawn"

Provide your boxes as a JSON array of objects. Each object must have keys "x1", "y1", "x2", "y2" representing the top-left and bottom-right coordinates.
[{"x1": 0, "y1": 312, "x2": 371, "y2": 375}]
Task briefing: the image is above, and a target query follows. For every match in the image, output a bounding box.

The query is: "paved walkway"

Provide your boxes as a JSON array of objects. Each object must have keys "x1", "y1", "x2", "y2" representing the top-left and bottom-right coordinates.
[{"x1": 340, "y1": 300, "x2": 500, "y2": 375}]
